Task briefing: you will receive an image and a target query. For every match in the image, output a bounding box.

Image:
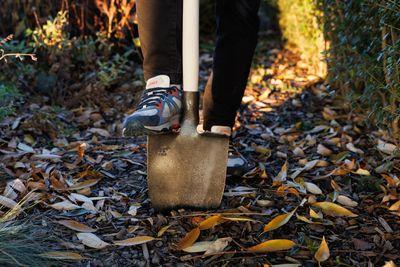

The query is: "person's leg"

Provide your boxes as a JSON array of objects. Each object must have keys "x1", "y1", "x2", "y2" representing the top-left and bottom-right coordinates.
[
  {"x1": 136, "y1": 0, "x2": 183, "y2": 84},
  {"x1": 123, "y1": 0, "x2": 183, "y2": 136},
  {"x1": 202, "y1": 0, "x2": 260, "y2": 130}
]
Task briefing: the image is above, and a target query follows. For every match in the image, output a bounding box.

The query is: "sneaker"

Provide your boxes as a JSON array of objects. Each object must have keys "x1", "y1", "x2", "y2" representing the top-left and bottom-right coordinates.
[{"x1": 123, "y1": 75, "x2": 183, "y2": 136}]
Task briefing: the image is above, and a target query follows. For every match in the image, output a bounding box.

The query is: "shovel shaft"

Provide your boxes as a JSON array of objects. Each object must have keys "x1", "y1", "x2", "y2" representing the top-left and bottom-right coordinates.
[{"x1": 183, "y1": 0, "x2": 199, "y2": 93}]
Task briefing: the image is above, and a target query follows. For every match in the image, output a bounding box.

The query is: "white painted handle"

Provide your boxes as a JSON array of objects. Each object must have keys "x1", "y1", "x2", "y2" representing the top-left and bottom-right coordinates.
[{"x1": 182, "y1": 0, "x2": 199, "y2": 92}]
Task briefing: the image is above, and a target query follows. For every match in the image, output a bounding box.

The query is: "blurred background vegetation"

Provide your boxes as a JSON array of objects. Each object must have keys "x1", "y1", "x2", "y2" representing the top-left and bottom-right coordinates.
[{"x1": 0, "y1": 0, "x2": 399, "y2": 137}]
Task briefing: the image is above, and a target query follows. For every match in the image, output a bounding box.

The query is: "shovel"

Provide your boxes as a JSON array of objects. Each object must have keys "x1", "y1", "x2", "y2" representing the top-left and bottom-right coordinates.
[{"x1": 147, "y1": 0, "x2": 229, "y2": 210}]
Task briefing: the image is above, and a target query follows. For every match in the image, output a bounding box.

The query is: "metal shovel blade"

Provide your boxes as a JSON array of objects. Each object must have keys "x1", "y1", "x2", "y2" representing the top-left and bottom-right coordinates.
[{"x1": 147, "y1": 132, "x2": 229, "y2": 210}]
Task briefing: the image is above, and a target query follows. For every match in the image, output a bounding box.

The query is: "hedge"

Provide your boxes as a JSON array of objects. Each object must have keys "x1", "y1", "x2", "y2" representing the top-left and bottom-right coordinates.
[{"x1": 277, "y1": 0, "x2": 400, "y2": 137}]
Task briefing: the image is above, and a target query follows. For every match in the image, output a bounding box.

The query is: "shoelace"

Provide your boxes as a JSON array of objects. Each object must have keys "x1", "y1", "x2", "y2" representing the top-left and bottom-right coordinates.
[{"x1": 137, "y1": 87, "x2": 177, "y2": 109}]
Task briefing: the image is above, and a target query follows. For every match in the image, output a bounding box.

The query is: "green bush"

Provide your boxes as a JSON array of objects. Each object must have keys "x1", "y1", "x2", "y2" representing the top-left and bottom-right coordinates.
[
  {"x1": 320, "y1": 0, "x2": 400, "y2": 137},
  {"x1": 277, "y1": 0, "x2": 400, "y2": 137}
]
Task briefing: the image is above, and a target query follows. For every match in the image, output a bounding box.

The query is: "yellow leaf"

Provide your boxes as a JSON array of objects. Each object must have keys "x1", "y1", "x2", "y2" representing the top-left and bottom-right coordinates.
[
  {"x1": 77, "y1": 233, "x2": 109, "y2": 249},
  {"x1": 41, "y1": 251, "x2": 84, "y2": 260},
  {"x1": 389, "y1": 200, "x2": 400, "y2": 211},
  {"x1": 176, "y1": 227, "x2": 200, "y2": 250},
  {"x1": 296, "y1": 213, "x2": 314, "y2": 224},
  {"x1": 247, "y1": 239, "x2": 296, "y2": 253},
  {"x1": 263, "y1": 208, "x2": 296, "y2": 232},
  {"x1": 58, "y1": 220, "x2": 96, "y2": 233},
  {"x1": 353, "y1": 168, "x2": 371, "y2": 176},
  {"x1": 315, "y1": 236, "x2": 330, "y2": 262},
  {"x1": 113, "y1": 236, "x2": 155, "y2": 246},
  {"x1": 309, "y1": 208, "x2": 322, "y2": 219},
  {"x1": 312, "y1": 202, "x2": 357, "y2": 217},
  {"x1": 198, "y1": 215, "x2": 223, "y2": 230},
  {"x1": 221, "y1": 216, "x2": 256, "y2": 222},
  {"x1": 157, "y1": 225, "x2": 172, "y2": 237}
]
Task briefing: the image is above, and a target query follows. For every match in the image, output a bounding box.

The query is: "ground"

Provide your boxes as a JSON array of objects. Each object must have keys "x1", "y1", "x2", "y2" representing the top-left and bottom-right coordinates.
[{"x1": 0, "y1": 35, "x2": 399, "y2": 266}]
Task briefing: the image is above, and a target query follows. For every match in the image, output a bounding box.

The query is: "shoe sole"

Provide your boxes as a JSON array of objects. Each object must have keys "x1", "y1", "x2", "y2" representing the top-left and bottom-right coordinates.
[{"x1": 123, "y1": 115, "x2": 180, "y2": 137}]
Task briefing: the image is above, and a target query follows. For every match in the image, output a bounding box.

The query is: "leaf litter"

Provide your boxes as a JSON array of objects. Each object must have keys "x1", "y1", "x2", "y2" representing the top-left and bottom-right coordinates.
[{"x1": 0, "y1": 40, "x2": 399, "y2": 266}]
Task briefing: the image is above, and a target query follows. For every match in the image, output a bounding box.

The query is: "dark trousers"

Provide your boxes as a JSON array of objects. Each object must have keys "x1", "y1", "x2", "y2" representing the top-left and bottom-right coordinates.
[{"x1": 137, "y1": 0, "x2": 260, "y2": 129}]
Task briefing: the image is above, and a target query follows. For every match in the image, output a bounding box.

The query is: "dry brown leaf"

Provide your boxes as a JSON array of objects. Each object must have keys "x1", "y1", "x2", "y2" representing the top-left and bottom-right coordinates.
[
  {"x1": 68, "y1": 179, "x2": 101, "y2": 191},
  {"x1": 41, "y1": 251, "x2": 84, "y2": 260},
  {"x1": 113, "y1": 236, "x2": 155, "y2": 246},
  {"x1": 58, "y1": 219, "x2": 96, "y2": 233},
  {"x1": 315, "y1": 236, "x2": 330, "y2": 262},
  {"x1": 198, "y1": 215, "x2": 223, "y2": 230},
  {"x1": 77, "y1": 233, "x2": 109, "y2": 249},
  {"x1": 346, "y1": 143, "x2": 364, "y2": 155},
  {"x1": 337, "y1": 195, "x2": 358, "y2": 207},
  {"x1": 50, "y1": 200, "x2": 80, "y2": 211},
  {"x1": 263, "y1": 208, "x2": 296, "y2": 232},
  {"x1": 176, "y1": 227, "x2": 200, "y2": 250},
  {"x1": 312, "y1": 202, "x2": 357, "y2": 217},
  {"x1": 317, "y1": 144, "x2": 333, "y2": 156},
  {"x1": 247, "y1": 239, "x2": 296, "y2": 253}
]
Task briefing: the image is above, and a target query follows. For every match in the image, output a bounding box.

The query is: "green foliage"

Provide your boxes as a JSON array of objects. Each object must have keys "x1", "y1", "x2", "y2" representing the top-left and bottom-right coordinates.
[
  {"x1": 276, "y1": 0, "x2": 326, "y2": 77},
  {"x1": 0, "y1": 84, "x2": 21, "y2": 121},
  {"x1": 277, "y1": 0, "x2": 400, "y2": 137},
  {"x1": 320, "y1": 0, "x2": 400, "y2": 136}
]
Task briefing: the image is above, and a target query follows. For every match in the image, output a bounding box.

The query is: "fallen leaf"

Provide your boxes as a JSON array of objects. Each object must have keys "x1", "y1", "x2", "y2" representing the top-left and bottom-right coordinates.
[
  {"x1": 157, "y1": 225, "x2": 172, "y2": 237},
  {"x1": 264, "y1": 208, "x2": 296, "y2": 232},
  {"x1": 346, "y1": 143, "x2": 364, "y2": 155},
  {"x1": 50, "y1": 200, "x2": 80, "y2": 211},
  {"x1": 312, "y1": 202, "x2": 357, "y2": 217},
  {"x1": 183, "y1": 241, "x2": 213, "y2": 253},
  {"x1": 176, "y1": 227, "x2": 200, "y2": 250},
  {"x1": 198, "y1": 215, "x2": 223, "y2": 230},
  {"x1": 0, "y1": 195, "x2": 20, "y2": 209},
  {"x1": 315, "y1": 236, "x2": 330, "y2": 262},
  {"x1": 77, "y1": 233, "x2": 109, "y2": 249},
  {"x1": 317, "y1": 144, "x2": 332, "y2": 156},
  {"x1": 377, "y1": 140, "x2": 397, "y2": 155},
  {"x1": 337, "y1": 195, "x2": 358, "y2": 207},
  {"x1": 389, "y1": 200, "x2": 400, "y2": 211},
  {"x1": 68, "y1": 179, "x2": 101, "y2": 191},
  {"x1": 353, "y1": 168, "x2": 371, "y2": 176},
  {"x1": 247, "y1": 239, "x2": 296, "y2": 253},
  {"x1": 304, "y1": 182, "x2": 323, "y2": 195},
  {"x1": 205, "y1": 237, "x2": 232, "y2": 255},
  {"x1": 274, "y1": 161, "x2": 288, "y2": 182},
  {"x1": 58, "y1": 220, "x2": 96, "y2": 233},
  {"x1": 17, "y1": 143, "x2": 34, "y2": 153},
  {"x1": 41, "y1": 251, "x2": 84, "y2": 260},
  {"x1": 113, "y1": 236, "x2": 155, "y2": 246}
]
